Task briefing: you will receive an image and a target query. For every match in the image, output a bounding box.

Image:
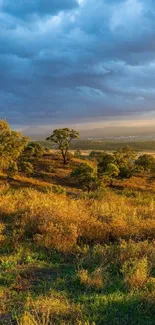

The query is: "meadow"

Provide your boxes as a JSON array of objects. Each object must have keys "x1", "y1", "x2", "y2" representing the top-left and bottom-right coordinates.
[{"x1": 1, "y1": 150, "x2": 155, "y2": 325}]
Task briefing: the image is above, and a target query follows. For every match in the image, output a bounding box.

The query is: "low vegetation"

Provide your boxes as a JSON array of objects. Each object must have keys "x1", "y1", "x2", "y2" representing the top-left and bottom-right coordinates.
[{"x1": 1, "y1": 120, "x2": 155, "y2": 324}]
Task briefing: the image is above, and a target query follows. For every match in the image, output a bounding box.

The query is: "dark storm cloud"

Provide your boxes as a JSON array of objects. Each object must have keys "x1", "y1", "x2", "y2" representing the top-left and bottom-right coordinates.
[
  {"x1": 2, "y1": 0, "x2": 78, "y2": 18},
  {"x1": 0, "y1": 0, "x2": 155, "y2": 125}
]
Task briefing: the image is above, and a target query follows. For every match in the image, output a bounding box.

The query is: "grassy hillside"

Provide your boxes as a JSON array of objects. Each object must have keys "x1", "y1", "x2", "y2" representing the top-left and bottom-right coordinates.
[{"x1": 1, "y1": 154, "x2": 155, "y2": 324}]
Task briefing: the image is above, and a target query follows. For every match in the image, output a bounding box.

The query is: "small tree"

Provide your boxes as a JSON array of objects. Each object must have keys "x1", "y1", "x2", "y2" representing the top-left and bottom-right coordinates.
[
  {"x1": 97, "y1": 149, "x2": 135, "y2": 185},
  {"x1": 97, "y1": 153, "x2": 115, "y2": 176},
  {"x1": 46, "y1": 128, "x2": 79, "y2": 164},
  {"x1": 0, "y1": 120, "x2": 28, "y2": 160},
  {"x1": 71, "y1": 163, "x2": 99, "y2": 192},
  {"x1": 135, "y1": 154, "x2": 155, "y2": 172},
  {"x1": 114, "y1": 146, "x2": 137, "y2": 162},
  {"x1": 89, "y1": 151, "x2": 103, "y2": 161},
  {"x1": 18, "y1": 142, "x2": 45, "y2": 177},
  {"x1": 19, "y1": 161, "x2": 34, "y2": 177},
  {"x1": 118, "y1": 163, "x2": 134, "y2": 179},
  {"x1": 20, "y1": 142, "x2": 45, "y2": 161},
  {"x1": 0, "y1": 120, "x2": 28, "y2": 172},
  {"x1": 105, "y1": 163, "x2": 120, "y2": 186}
]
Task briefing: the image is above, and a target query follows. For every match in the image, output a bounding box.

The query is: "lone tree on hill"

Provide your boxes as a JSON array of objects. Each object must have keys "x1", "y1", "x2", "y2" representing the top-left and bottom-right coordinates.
[{"x1": 46, "y1": 128, "x2": 79, "y2": 164}]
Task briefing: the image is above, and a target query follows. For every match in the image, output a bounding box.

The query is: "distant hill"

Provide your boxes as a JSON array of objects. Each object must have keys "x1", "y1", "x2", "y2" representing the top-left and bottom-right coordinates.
[{"x1": 23, "y1": 125, "x2": 155, "y2": 141}]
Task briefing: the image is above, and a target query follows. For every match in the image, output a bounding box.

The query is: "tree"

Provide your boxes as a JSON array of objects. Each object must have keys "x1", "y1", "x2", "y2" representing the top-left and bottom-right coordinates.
[
  {"x1": 89, "y1": 151, "x2": 103, "y2": 161},
  {"x1": 20, "y1": 142, "x2": 45, "y2": 161},
  {"x1": 135, "y1": 154, "x2": 155, "y2": 172},
  {"x1": 113, "y1": 146, "x2": 136, "y2": 179},
  {"x1": 98, "y1": 160, "x2": 119, "y2": 187},
  {"x1": 46, "y1": 128, "x2": 79, "y2": 164},
  {"x1": 105, "y1": 163, "x2": 120, "y2": 186},
  {"x1": 114, "y1": 146, "x2": 137, "y2": 162},
  {"x1": 71, "y1": 163, "x2": 99, "y2": 192},
  {"x1": 106, "y1": 163, "x2": 119, "y2": 178},
  {"x1": 0, "y1": 120, "x2": 28, "y2": 171},
  {"x1": 97, "y1": 147, "x2": 135, "y2": 185},
  {"x1": 19, "y1": 162, "x2": 34, "y2": 177},
  {"x1": 97, "y1": 153, "x2": 115, "y2": 176}
]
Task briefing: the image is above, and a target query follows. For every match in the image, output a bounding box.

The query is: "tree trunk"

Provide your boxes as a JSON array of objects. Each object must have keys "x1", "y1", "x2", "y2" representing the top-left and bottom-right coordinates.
[
  {"x1": 63, "y1": 157, "x2": 67, "y2": 164},
  {"x1": 62, "y1": 151, "x2": 67, "y2": 164}
]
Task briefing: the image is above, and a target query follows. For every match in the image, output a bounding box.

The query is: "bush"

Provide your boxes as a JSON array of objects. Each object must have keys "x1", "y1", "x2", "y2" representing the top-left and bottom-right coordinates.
[
  {"x1": 135, "y1": 154, "x2": 155, "y2": 171},
  {"x1": 121, "y1": 257, "x2": 150, "y2": 290},
  {"x1": 22, "y1": 142, "x2": 45, "y2": 159},
  {"x1": 52, "y1": 185, "x2": 66, "y2": 195},
  {"x1": 19, "y1": 161, "x2": 34, "y2": 176},
  {"x1": 98, "y1": 153, "x2": 115, "y2": 174},
  {"x1": 71, "y1": 163, "x2": 100, "y2": 192},
  {"x1": 78, "y1": 268, "x2": 106, "y2": 290},
  {"x1": 18, "y1": 293, "x2": 82, "y2": 325}
]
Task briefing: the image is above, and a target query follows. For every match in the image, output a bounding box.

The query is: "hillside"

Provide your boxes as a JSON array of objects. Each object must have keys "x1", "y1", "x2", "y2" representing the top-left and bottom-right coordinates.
[{"x1": 1, "y1": 150, "x2": 155, "y2": 324}]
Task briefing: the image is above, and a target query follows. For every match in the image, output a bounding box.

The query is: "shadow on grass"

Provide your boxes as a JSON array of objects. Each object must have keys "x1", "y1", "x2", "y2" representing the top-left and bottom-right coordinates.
[
  {"x1": 0, "y1": 172, "x2": 81, "y2": 195},
  {"x1": 80, "y1": 291, "x2": 155, "y2": 325},
  {"x1": 18, "y1": 264, "x2": 155, "y2": 325}
]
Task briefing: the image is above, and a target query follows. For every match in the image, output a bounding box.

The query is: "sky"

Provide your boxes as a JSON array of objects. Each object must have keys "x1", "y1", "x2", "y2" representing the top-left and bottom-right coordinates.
[{"x1": 1, "y1": 0, "x2": 155, "y2": 131}]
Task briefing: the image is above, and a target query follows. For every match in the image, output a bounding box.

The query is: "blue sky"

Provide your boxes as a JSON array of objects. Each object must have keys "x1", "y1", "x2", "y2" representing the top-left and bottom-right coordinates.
[{"x1": 1, "y1": 0, "x2": 155, "y2": 128}]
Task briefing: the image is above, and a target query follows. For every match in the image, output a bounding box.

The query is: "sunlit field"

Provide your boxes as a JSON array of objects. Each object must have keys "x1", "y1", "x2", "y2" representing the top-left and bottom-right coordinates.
[{"x1": 1, "y1": 146, "x2": 155, "y2": 324}]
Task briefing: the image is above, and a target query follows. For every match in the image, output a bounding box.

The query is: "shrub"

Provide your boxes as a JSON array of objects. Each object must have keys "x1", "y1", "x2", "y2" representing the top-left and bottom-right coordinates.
[
  {"x1": 89, "y1": 151, "x2": 103, "y2": 161},
  {"x1": 52, "y1": 185, "x2": 66, "y2": 195},
  {"x1": 98, "y1": 153, "x2": 115, "y2": 175},
  {"x1": 71, "y1": 163, "x2": 100, "y2": 192},
  {"x1": 120, "y1": 240, "x2": 155, "y2": 267},
  {"x1": 21, "y1": 142, "x2": 45, "y2": 160},
  {"x1": 121, "y1": 257, "x2": 150, "y2": 290},
  {"x1": 18, "y1": 293, "x2": 82, "y2": 325},
  {"x1": 19, "y1": 162, "x2": 34, "y2": 176},
  {"x1": 135, "y1": 154, "x2": 155, "y2": 171},
  {"x1": 35, "y1": 222, "x2": 78, "y2": 253},
  {"x1": 78, "y1": 268, "x2": 104, "y2": 290}
]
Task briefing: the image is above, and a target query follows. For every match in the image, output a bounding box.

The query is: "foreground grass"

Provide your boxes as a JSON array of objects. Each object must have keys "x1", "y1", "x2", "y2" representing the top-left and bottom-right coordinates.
[{"x1": 1, "y1": 179, "x2": 155, "y2": 324}]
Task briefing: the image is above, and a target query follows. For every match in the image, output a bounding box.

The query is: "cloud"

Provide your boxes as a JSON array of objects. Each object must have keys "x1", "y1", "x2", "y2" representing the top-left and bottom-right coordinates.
[
  {"x1": 1, "y1": 0, "x2": 78, "y2": 18},
  {"x1": 0, "y1": 0, "x2": 155, "y2": 126}
]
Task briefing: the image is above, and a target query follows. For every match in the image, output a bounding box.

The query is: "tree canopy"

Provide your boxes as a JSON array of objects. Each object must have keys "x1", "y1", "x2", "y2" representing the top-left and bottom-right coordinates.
[
  {"x1": 46, "y1": 128, "x2": 79, "y2": 164},
  {"x1": 97, "y1": 147, "x2": 136, "y2": 181},
  {"x1": 71, "y1": 163, "x2": 99, "y2": 192},
  {"x1": 135, "y1": 154, "x2": 155, "y2": 171},
  {"x1": 0, "y1": 120, "x2": 28, "y2": 170}
]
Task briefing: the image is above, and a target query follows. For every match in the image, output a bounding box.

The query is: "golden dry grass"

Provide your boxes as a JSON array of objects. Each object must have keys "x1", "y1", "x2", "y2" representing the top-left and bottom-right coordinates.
[{"x1": 1, "y1": 186, "x2": 155, "y2": 253}]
